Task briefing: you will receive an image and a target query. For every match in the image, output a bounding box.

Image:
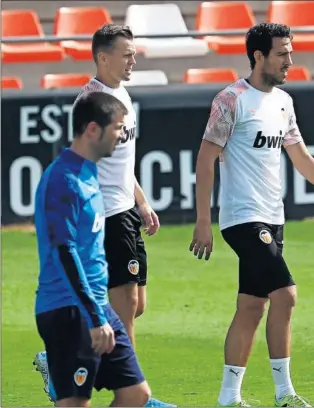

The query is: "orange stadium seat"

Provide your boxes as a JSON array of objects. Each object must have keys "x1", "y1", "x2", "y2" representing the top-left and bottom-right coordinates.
[
  {"x1": 54, "y1": 7, "x2": 112, "y2": 61},
  {"x1": 286, "y1": 66, "x2": 312, "y2": 81},
  {"x1": 184, "y1": 68, "x2": 239, "y2": 83},
  {"x1": 1, "y1": 10, "x2": 65, "y2": 63},
  {"x1": 267, "y1": 1, "x2": 314, "y2": 52},
  {"x1": 196, "y1": 2, "x2": 256, "y2": 54},
  {"x1": 41, "y1": 73, "x2": 92, "y2": 89},
  {"x1": 1, "y1": 76, "x2": 23, "y2": 89}
]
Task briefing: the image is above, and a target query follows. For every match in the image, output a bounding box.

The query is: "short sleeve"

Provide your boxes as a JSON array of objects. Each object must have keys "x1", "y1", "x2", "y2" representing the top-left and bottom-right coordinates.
[
  {"x1": 283, "y1": 96, "x2": 303, "y2": 148},
  {"x1": 45, "y1": 174, "x2": 80, "y2": 247},
  {"x1": 203, "y1": 90, "x2": 238, "y2": 148}
]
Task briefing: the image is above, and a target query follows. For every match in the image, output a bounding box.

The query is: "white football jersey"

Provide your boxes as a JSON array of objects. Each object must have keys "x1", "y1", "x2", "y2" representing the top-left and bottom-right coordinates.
[
  {"x1": 75, "y1": 78, "x2": 137, "y2": 217},
  {"x1": 203, "y1": 78, "x2": 302, "y2": 230}
]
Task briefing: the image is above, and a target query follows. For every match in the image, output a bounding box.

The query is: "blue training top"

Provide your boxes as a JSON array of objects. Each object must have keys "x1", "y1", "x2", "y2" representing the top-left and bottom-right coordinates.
[{"x1": 34, "y1": 148, "x2": 108, "y2": 328}]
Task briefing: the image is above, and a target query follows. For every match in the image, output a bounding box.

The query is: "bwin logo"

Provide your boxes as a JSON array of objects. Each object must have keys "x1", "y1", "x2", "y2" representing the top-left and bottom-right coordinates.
[
  {"x1": 92, "y1": 212, "x2": 105, "y2": 233},
  {"x1": 120, "y1": 126, "x2": 136, "y2": 144},
  {"x1": 253, "y1": 131, "x2": 284, "y2": 149}
]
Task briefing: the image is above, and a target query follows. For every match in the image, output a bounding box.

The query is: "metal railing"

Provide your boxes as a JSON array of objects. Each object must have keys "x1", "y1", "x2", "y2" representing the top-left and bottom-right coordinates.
[{"x1": 2, "y1": 26, "x2": 314, "y2": 43}]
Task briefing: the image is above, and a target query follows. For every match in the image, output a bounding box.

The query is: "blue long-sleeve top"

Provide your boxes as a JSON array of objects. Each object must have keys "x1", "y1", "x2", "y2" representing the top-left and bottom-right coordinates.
[{"x1": 34, "y1": 148, "x2": 108, "y2": 328}]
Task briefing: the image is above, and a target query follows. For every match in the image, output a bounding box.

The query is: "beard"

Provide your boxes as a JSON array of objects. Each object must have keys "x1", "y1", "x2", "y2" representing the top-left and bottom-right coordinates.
[{"x1": 261, "y1": 71, "x2": 285, "y2": 87}]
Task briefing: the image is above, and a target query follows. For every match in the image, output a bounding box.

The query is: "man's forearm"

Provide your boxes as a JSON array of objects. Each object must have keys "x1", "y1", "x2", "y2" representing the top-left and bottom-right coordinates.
[
  {"x1": 195, "y1": 160, "x2": 214, "y2": 224},
  {"x1": 134, "y1": 177, "x2": 148, "y2": 206},
  {"x1": 301, "y1": 155, "x2": 314, "y2": 184},
  {"x1": 286, "y1": 142, "x2": 314, "y2": 184},
  {"x1": 54, "y1": 244, "x2": 107, "y2": 328}
]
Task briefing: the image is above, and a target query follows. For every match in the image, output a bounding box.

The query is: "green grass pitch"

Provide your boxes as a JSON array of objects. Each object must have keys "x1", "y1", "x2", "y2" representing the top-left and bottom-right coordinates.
[{"x1": 2, "y1": 221, "x2": 314, "y2": 406}]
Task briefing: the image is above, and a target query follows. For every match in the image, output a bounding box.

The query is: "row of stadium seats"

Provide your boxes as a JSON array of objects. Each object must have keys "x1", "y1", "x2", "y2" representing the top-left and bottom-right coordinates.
[
  {"x1": 1, "y1": 71, "x2": 168, "y2": 89},
  {"x1": 2, "y1": 65, "x2": 312, "y2": 90},
  {"x1": 2, "y1": 1, "x2": 314, "y2": 63}
]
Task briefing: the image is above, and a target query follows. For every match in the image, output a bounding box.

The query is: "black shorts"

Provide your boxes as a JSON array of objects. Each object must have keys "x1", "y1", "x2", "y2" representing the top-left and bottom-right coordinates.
[
  {"x1": 36, "y1": 304, "x2": 145, "y2": 401},
  {"x1": 105, "y1": 207, "x2": 147, "y2": 289},
  {"x1": 221, "y1": 222, "x2": 295, "y2": 298}
]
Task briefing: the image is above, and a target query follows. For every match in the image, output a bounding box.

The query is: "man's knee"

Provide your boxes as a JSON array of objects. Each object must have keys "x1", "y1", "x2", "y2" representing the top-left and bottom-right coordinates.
[
  {"x1": 236, "y1": 293, "x2": 268, "y2": 323},
  {"x1": 135, "y1": 303, "x2": 145, "y2": 318},
  {"x1": 136, "y1": 286, "x2": 146, "y2": 318},
  {"x1": 109, "y1": 283, "x2": 139, "y2": 323},
  {"x1": 113, "y1": 381, "x2": 151, "y2": 407},
  {"x1": 127, "y1": 286, "x2": 139, "y2": 314},
  {"x1": 269, "y1": 285, "x2": 297, "y2": 309}
]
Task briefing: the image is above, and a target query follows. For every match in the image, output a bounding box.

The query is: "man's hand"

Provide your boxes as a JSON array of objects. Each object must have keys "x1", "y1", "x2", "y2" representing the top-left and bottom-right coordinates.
[
  {"x1": 89, "y1": 323, "x2": 115, "y2": 355},
  {"x1": 189, "y1": 221, "x2": 213, "y2": 260},
  {"x1": 138, "y1": 203, "x2": 160, "y2": 236}
]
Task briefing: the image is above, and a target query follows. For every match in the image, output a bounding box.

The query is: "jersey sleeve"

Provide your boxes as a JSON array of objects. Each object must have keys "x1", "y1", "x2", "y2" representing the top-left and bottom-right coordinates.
[
  {"x1": 283, "y1": 96, "x2": 303, "y2": 148},
  {"x1": 45, "y1": 174, "x2": 107, "y2": 328},
  {"x1": 74, "y1": 79, "x2": 104, "y2": 106},
  {"x1": 203, "y1": 90, "x2": 238, "y2": 147}
]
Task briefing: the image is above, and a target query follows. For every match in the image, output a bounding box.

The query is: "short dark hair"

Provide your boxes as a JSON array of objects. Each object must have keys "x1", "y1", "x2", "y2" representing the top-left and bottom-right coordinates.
[
  {"x1": 92, "y1": 24, "x2": 133, "y2": 62},
  {"x1": 72, "y1": 92, "x2": 128, "y2": 137},
  {"x1": 246, "y1": 23, "x2": 293, "y2": 69}
]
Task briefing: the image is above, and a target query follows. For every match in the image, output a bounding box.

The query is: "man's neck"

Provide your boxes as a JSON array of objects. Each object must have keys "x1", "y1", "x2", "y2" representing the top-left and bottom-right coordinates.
[
  {"x1": 70, "y1": 141, "x2": 97, "y2": 163},
  {"x1": 247, "y1": 71, "x2": 273, "y2": 93},
  {"x1": 95, "y1": 72, "x2": 121, "y2": 89}
]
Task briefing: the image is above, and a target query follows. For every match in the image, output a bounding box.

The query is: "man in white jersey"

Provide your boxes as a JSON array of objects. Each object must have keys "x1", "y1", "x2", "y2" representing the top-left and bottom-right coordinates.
[
  {"x1": 34, "y1": 24, "x2": 175, "y2": 408},
  {"x1": 190, "y1": 23, "x2": 314, "y2": 407}
]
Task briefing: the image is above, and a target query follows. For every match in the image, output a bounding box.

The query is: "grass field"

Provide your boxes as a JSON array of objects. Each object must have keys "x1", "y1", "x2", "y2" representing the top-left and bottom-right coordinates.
[{"x1": 2, "y1": 221, "x2": 314, "y2": 407}]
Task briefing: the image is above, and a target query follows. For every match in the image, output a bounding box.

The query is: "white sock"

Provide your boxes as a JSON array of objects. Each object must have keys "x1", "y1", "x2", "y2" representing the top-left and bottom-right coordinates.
[
  {"x1": 218, "y1": 365, "x2": 246, "y2": 406},
  {"x1": 270, "y1": 357, "x2": 296, "y2": 400}
]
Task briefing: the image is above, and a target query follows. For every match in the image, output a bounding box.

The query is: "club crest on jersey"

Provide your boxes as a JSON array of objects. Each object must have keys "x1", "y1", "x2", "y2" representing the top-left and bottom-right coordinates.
[
  {"x1": 281, "y1": 108, "x2": 287, "y2": 120},
  {"x1": 259, "y1": 230, "x2": 272, "y2": 245},
  {"x1": 74, "y1": 367, "x2": 88, "y2": 386},
  {"x1": 128, "y1": 260, "x2": 139, "y2": 275}
]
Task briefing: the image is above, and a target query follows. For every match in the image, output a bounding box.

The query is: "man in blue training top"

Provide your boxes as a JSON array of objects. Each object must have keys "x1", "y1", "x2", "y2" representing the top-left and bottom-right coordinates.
[{"x1": 34, "y1": 91, "x2": 151, "y2": 407}]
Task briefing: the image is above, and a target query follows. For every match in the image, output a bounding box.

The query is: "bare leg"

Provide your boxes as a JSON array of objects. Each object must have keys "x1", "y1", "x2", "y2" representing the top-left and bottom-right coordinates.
[
  {"x1": 136, "y1": 285, "x2": 147, "y2": 318},
  {"x1": 109, "y1": 283, "x2": 138, "y2": 348},
  {"x1": 267, "y1": 285, "x2": 297, "y2": 400},
  {"x1": 218, "y1": 294, "x2": 268, "y2": 406},
  {"x1": 110, "y1": 381, "x2": 151, "y2": 407}
]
